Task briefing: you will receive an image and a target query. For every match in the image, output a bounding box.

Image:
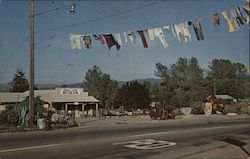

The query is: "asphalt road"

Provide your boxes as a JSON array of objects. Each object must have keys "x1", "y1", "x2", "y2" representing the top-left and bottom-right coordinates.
[{"x1": 0, "y1": 116, "x2": 249, "y2": 159}]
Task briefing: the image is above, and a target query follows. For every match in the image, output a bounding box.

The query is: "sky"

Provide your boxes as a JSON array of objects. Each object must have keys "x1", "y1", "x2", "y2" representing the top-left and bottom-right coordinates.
[{"x1": 0, "y1": 0, "x2": 249, "y2": 84}]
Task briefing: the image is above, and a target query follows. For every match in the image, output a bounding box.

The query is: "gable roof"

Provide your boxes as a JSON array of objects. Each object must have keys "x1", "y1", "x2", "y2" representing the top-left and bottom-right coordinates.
[
  {"x1": 0, "y1": 88, "x2": 98, "y2": 104},
  {"x1": 207, "y1": 95, "x2": 234, "y2": 100},
  {"x1": 0, "y1": 92, "x2": 24, "y2": 103}
]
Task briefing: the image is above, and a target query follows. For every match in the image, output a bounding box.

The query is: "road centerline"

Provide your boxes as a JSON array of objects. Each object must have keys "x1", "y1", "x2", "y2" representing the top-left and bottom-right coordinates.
[{"x1": 0, "y1": 144, "x2": 61, "y2": 153}]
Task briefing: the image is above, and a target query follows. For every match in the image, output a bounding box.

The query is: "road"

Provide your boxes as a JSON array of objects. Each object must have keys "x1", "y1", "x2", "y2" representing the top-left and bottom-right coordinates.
[{"x1": 0, "y1": 116, "x2": 249, "y2": 159}]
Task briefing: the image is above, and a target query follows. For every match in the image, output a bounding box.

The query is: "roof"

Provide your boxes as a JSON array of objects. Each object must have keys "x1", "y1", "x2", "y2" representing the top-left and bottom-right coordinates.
[
  {"x1": 0, "y1": 88, "x2": 98, "y2": 103},
  {"x1": 207, "y1": 95, "x2": 234, "y2": 100},
  {"x1": 0, "y1": 92, "x2": 24, "y2": 103}
]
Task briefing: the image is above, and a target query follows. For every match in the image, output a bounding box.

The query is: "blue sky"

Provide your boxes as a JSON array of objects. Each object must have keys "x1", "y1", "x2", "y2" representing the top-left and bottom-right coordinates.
[{"x1": 0, "y1": 0, "x2": 249, "y2": 84}]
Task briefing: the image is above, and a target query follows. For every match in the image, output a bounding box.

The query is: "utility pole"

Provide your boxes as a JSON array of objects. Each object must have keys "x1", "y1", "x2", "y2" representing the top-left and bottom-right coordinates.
[{"x1": 28, "y1": 0, "x2": 34, "y2": 125}]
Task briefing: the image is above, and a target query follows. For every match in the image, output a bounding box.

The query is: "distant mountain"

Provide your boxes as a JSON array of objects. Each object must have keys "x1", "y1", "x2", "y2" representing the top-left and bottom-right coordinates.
[
  {"x1": 58, "y1": 83, "x2": 83, "y2": 88},
  {"x1": 36, "y1": 78, "x2": 162, "y2": 89},
  {"x1": 36, "y1": 83, "x2": 83, "y2": 89},
  {"x1": 118, "y1": 78, "x2": 162, "y2": 86},
  {"x1": 0, "y1": 78, "x2": 162, "y2": 91},
  {"x1": 35, "y1": 84, "x2": 61, "y2": 89},
  {"x1": 0, "y1": 83, "x2": 9, "y2": 92}
]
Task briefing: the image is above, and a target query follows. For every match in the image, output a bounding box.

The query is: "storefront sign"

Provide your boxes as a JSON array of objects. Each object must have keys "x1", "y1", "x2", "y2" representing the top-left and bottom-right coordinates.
[{"x1": 61, "y1": 88, "x2": 80, "y2": 95}]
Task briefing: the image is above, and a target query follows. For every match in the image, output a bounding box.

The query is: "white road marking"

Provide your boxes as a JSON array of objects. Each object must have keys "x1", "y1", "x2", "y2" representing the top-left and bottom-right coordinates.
[
  {"x1": 131, "y1": 124, "x2": 248, "y2": 137},
  {"x1": 131, "y1": 131, "x2": 170, "y2": 137},
  {"x1": 123, "y1": 139, "x2": 176, "y2": 150},
  {"x1": 0, "y1": 144, "x2": 61, "y2": 153},
  {"x1": 202, "y1": 126, "x2": 226, "y2": 130},
  {"x1": 112, "y1": 141, "x2": 132, "y2": 145},
  {"x1": 202, "y1": 124, "x2": 247, "y2": 130}
]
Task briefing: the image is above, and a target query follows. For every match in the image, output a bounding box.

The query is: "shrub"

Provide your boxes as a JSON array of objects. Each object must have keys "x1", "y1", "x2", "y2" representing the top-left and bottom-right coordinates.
[
  {"x1": 0, "y1": 105, "x2": 19, "y2": 127},
  {"x1": 173, "y1": 108, "x2": 184, "y2": 116},
  {"x1": 223, "y1": 104, "x2": 243, "y2": 114},
  {"x1": 240, "y1": 105, "x2": 250, "y2": 114},
  {"x1": 190, "y1": 103, "x2": 205, "y2": 114}
]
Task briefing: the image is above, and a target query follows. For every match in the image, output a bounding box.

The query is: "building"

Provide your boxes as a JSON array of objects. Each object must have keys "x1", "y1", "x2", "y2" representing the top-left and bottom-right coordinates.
[
  {"x1": 0, "y1": 88, "x2": 99, "y2": 117},
  {"x1": 206, "y1": 94, "x2": 236, "y2": 102}
]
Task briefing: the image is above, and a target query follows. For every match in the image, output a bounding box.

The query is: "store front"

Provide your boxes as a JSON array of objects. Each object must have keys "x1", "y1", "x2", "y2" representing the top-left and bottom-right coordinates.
[{"x1": 0, "y1": 88, "x2": 99, "y2": 117}]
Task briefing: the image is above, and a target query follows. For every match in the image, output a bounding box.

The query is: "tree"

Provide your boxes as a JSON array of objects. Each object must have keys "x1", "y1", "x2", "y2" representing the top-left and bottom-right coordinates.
[
  {"x1": 10, "y1": 68, "x2": 29, "y2": 92},
  {"x1": 172, "y1": 57, "x2": 189, "y2": 81},
  {"x1": 84, "y1": 65, "x2": 118, "y2": 107},
  {"x1": 208, "y1": 59, "x2": 248, "y2": 99},
  {"x1": 115, "y1": 81, "x2": 151, "y2": 110},
  {"x1": 155, "y1": 57, "x2": 208, "y2": 107},
  {"x1": 208, "y1": 59, "x2": 236, "y2": 79},
  {"x1": 188, "y1": 57, "x2": 204, "y2": 80}
]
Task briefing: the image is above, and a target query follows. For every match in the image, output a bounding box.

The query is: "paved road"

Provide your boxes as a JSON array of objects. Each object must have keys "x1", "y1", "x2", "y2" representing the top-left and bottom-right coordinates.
[{"x1": 0, "y1": 116, "x2": 249, "y2": 159}]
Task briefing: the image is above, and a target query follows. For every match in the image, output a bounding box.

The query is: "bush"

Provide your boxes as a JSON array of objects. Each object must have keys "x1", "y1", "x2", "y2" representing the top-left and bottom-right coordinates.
[
  {"x1": 173, "y1": 108, "x2": 184, "y2": 116},
  {"x1": 223, "y1": 104, "x2": 241, "y2": 114},
  {"x1": 240, "y1": 105, "x2": 250, "y2": 114},
  {"x1": 0, "y1": 105, "x2": 19, "y2": 127},
  {"x1": 190, "y1": 103, "x2": 205, "y2": 115}
]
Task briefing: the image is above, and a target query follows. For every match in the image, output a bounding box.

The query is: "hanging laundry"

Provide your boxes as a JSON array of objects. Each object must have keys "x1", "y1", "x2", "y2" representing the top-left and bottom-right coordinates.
[
  {"x1": 127, "y1": 32, "x2": 136, "y2": 45},
  {"x1": 170, "y1": 25, "x2": 177, "y2": 38},
  {"x1": 163, "y1": 25, "x2": 170, "y2": 29},
  {"x1": 221, "y1": 10, "x2": 238, "y2": 32},
  {"x1": 231, "y1": 6, "x2": 247, "y2": 26},
  {"x1": 242, "y1": 1, "x2": 250, "y2": 23},
  {"x1": 93, "y1": 34, "x2": 100, "y2": 40},
  {"x1": 81, "y1": 36, "x2": 92, "y2": 49},
  {"x1": 192, "y1": 19, "x2": 204, "y2": 41},
  {"x1": 114, "y1": 33, "x2": 122, "y2": 46},
  {"x1": 147, "y1": 29, "x2": 155, "y2": 40},
  {"x1": 144, "y1": 30, "x2": 150, "y2": 42},
  {"x1": 100, "y1": 35, "x2": 106, "y2": 44},
  {"x1": 70, "y1": 34, "x2": 81, "y2": 49},
  {"x1": 93, "y1": 34, "x2": 105, "y2": 44},
  {"x1": 174, "y1": 22, "x2": 191, "y2": 43},
  {"x1": 212, "y1": 13, "x2": 220, "y2": 26},
  {"x1": 137, "y1": 30, "x2": 148, "y2": 48},
  {"x1": 153, "y1": 27, "x2": 168, "y2": 48},
  {"x1": 124, "y1": 32, "x2": 128, "y2": 42},
  {"x1": 163, "y1": 25, "x2": 177, "y2": 40},
  {"x1": 102, "y1": 34, "x2": 120, "y2": 50}
]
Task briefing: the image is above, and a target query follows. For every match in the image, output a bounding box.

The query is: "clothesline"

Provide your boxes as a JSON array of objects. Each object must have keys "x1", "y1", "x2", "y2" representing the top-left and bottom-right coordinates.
[{"x1": 69, "y1": 1, "x2": 249, "y2": 51}]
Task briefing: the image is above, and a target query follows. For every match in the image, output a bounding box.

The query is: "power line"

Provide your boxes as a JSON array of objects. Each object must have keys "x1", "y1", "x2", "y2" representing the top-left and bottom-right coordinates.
[
  {"x1": 0, "y1": 37, "x2": 28, "y2": 70},
  {"x1": 36, "y1": 2, "x2": 158, "y2": 33},
  {"x1": 0, "y1": 2, "x2": 24, "y2": 26},
  {"x1": 34, "y1": 3, "x2": 73, "y2": 17},
  {"x1": 0, "y1": 9, "x2": 26, "y2": 39}
]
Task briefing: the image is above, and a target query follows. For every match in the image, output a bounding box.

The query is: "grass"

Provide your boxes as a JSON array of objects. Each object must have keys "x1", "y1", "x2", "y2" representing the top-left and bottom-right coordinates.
[{"x1": 0, "y1": 125, "x2": 39, "y2": 133}]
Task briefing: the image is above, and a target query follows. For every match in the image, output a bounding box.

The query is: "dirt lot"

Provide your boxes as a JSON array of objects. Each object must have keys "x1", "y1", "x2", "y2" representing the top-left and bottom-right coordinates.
[{"x1": 75, "y1": 114, "x2": 249, "y2": 128}]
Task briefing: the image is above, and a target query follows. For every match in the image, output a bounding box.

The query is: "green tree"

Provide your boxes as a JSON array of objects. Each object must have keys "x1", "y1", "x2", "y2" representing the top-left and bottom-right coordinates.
[
  {"x1": 115, "y1": 81, "x2": 151, "y2": 110},
  {"x1": 155, "y1": 57, "x2": 208, "y2": 107},
  {"x1": 188, "y1": 57, "x2": 204, "y2": 80},
  {"x1": 84, "y1": 65, "x2": 118, "y2": 107},
  {"x1": 208, "y1": 59, "x2": 236, "y2": 79},
  {"x1": 208, "y1": 59, "x2": 248, "y2": 99},
  {"x1": 143, "y1": 81, "x2": 161, "y2": 102},
  {"x1": 10, "y1": 68, "x2": 29, "y2": 92},
  {"x1": 154, "y1": 62, "x2": 176, "y2": 103},
  {"x1": 171, "y1": 57, "x2": 189, "y2": 81}
]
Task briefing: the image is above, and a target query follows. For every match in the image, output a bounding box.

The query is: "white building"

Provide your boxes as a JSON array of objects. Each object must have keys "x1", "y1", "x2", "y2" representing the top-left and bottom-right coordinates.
[{"x1": 0, "y1": 88, "x2": 99, "y2": 117}]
